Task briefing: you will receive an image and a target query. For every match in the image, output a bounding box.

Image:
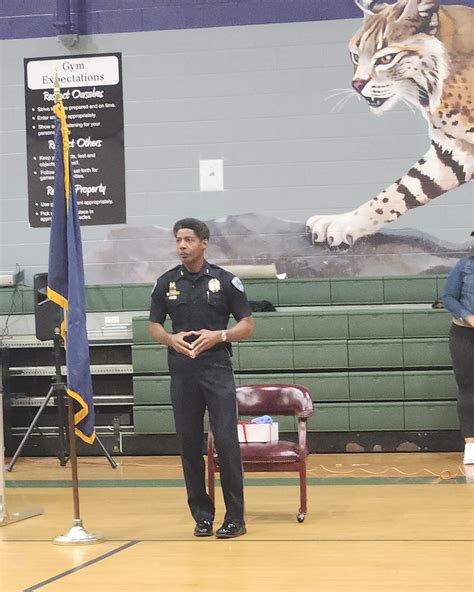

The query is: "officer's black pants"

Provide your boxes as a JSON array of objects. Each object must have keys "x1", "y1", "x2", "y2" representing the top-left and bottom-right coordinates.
[
  {"x1": 168, "y1": 348, "x2": 244, "y2": 525},
  {"x1": 449, "y1": 324, "x2": 474, "y2": 438}
]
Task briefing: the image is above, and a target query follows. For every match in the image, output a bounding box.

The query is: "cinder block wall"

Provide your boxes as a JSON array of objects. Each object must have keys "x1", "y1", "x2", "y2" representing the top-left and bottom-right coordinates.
[{"x1": 1, "y1": 1, "x2": 472, "y2": 283}]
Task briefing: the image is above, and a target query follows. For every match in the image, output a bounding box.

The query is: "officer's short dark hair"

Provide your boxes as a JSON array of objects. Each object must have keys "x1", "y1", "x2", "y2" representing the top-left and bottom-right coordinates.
[{"x1": 173, "y1": 218, "x2": 210, "y2": 241}]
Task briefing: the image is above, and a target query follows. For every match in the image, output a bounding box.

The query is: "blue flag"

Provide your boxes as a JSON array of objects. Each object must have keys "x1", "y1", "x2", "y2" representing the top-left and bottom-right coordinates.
[{"x1": 47, "y1": 100, "x2": 95, "y2": 444}]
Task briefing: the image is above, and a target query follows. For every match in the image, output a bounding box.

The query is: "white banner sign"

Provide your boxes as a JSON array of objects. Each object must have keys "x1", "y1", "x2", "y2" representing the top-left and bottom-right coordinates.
[{"x1": 26, "y1": 55, "x2": 119, "y2": 90}]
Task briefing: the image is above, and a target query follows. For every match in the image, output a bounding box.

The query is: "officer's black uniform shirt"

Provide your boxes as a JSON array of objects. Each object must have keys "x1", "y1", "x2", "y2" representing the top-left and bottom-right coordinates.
[{"x1": 150, "y1": 261, "x2": 252, "y2": 340}]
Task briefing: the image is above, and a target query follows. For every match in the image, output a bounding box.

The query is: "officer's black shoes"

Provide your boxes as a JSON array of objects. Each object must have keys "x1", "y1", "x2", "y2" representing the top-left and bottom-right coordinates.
[
  {"x1": 194, "y1": 519, "x2": 247, "y2": 538},
  {"x1": 215, "y1": 521, "x2": 247, "y2": 539},
  {"x1": 194, "y1": 519, "x2": 213, "y2": 537}
]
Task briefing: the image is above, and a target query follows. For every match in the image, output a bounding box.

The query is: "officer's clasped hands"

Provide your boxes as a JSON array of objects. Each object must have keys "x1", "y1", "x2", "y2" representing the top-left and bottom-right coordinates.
[
  {"x1": 189, "y1": 329, "x2": 221, "y2": 356},
  {"x1": 169, "y1": 329, "x2": 221, "y2": 358},
  {"x1": 169, "y1": 331, "x2": 197, "y2": 358}
]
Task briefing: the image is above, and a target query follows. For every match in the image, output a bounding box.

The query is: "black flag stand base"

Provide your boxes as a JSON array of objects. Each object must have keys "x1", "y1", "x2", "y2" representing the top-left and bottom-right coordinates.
[{"x1": 7, "y1": 333, "x2": 117, "y2": 472}]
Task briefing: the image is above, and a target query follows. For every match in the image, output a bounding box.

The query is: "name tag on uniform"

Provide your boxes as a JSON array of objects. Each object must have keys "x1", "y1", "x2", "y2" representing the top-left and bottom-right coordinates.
[{"x1": 166, "y1": 282, "x2": 180, "y2": 300}]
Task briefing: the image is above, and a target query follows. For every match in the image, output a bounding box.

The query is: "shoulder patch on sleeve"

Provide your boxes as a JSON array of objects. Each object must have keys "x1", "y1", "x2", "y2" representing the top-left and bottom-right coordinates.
[{"x1": 231, "y1": 276, "x2": 245, "y2": 292}]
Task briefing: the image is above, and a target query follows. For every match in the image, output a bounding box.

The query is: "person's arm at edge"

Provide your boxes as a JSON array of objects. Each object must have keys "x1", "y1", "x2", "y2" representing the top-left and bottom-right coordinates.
[{"x1": 442, "y1": 259, "x2": 474, "y2": 327}]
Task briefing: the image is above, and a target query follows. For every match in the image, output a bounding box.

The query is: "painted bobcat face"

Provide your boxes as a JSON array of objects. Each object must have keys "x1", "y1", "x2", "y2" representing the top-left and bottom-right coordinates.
[{"x1": 349, "y1": 0, "x2": 448, "y2": 114}]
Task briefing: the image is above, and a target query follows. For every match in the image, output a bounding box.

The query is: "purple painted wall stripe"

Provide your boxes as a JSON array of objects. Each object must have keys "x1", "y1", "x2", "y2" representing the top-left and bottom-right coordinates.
[{"x1": 0, "y1": 0, "x2": 472, "y2": 40}]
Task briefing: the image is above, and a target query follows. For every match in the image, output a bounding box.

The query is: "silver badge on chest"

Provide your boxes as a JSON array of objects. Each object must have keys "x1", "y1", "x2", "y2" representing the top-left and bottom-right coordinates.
[{"x1": 208, "y1": 278, "x2": 221, "y2": 293}]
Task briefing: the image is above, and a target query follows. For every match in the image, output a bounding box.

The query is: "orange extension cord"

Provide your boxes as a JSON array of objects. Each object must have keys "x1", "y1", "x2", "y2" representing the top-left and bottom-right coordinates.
[
  {"x1": 15, "y1": 457, "x2": 469, "y2": 480},
  {"x1": 307, "y1": 464, "x2": 467, "y2": 480}
]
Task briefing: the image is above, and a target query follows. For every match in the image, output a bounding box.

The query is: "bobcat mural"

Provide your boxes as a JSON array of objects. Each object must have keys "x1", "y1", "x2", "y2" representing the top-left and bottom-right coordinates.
[{"x1": 306, "y1": 0, "x2": 473, "y2": 247}]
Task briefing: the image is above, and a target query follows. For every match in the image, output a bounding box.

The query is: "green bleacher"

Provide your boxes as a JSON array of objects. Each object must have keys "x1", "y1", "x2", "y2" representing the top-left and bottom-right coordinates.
[
  {"x1": 127, "y1": 275, "x2": 458, "y2": 435},
  {"x1": 1, "y1": 275, "x2": 456, "y2": 437}
]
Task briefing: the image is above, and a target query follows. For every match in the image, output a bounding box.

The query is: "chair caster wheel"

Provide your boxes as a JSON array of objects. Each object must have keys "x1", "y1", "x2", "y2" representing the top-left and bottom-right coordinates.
[{"x1": 297, "y1": 513, "x2": 305, "y2": 523}]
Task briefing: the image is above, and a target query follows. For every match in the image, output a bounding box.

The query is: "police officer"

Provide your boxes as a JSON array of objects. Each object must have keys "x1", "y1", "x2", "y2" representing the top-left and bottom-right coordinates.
[{"x1": 149, "y1": 218, "x2": 254, "y2": 538}]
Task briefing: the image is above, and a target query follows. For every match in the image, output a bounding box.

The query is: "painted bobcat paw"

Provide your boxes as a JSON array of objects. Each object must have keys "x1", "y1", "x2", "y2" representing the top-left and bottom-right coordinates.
[{"x1": 306, "y1": 212, "x2": 369, "y2": 247}]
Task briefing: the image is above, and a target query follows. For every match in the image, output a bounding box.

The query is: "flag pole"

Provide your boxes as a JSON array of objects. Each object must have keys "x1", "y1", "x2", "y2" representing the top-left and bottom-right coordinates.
[
  {"x1": 51, "y1": 77, "x2": 103, "y2": 545},
  {"x1": 66, "y1": 362, "x2": 81, "y2": 523},
  {"x1": 53, "y1": 357, "x2": 103, "y2": 544}
]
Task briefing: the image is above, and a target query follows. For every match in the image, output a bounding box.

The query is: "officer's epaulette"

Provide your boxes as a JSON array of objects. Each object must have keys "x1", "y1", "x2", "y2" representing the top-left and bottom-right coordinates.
[
  {"x1": 208, "y1": 263, "x2": 227, "y2": 273},
  {"x1": 159, "y1": 265, "x2": 182, "y2": 281}
]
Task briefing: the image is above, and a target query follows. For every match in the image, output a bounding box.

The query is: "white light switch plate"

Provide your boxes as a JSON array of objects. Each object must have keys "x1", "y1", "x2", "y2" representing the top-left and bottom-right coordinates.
[{"x1": 199, "y1": 159, "x2": 224, "y2": 191}]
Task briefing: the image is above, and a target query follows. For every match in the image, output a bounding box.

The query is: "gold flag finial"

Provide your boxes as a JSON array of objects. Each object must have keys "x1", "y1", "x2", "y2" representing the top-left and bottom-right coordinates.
[{"x1": 54, "y1": 72, "x2": 61, "y2": 104}]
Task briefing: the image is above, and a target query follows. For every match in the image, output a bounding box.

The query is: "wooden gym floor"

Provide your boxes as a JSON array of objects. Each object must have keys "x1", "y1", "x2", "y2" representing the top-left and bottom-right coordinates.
[{"x1": 1, "y1": 453, "x2": 473, "y2": 591}]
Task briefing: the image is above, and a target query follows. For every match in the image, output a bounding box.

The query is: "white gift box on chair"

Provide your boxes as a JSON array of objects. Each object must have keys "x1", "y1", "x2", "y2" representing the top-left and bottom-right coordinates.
[{"x1": 237, "y1": 422, "x2": 279, "y2": 443}]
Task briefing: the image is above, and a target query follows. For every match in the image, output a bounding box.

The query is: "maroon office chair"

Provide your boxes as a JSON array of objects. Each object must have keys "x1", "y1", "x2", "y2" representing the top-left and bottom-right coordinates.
[{"x1": 207, "y1": 383, "x2": 314, "y2": 522}]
